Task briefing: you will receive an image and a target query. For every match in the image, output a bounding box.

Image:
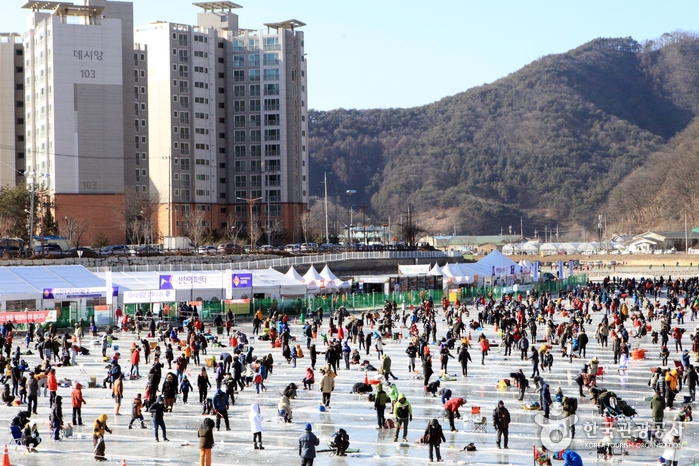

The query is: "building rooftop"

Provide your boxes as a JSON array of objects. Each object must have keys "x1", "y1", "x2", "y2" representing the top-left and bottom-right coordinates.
[
  {"x1": 192, "y1": 1, "x2": 242, "y2": 11},
  {"x1": 264, "y1": 19, "x2": 306, "y2": 30},
  {"x1": 22, "y1": 1, "x2": 70, "y2": 10}
]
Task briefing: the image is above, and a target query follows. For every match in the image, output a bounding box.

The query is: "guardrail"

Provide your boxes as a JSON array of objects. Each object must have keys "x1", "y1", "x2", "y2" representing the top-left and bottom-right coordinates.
[{"x1": 86, "y1": 250, "x2": 451, "y2": 273}]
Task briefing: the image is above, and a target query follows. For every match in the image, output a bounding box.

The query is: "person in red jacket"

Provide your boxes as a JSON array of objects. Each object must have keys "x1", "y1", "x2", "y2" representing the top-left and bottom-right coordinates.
[
  {"x1": 444, "y1": 397, "x2": 466, "y2": 432},
  {"x1": 130, "y1": 347, "x2": 141, "y2": 378},
  {"x1": 47, "y1": 369, "x2": 58, "y2": 408},
  {"x1": 71, "y1": 382, "x2": 86, "y2": 425}
]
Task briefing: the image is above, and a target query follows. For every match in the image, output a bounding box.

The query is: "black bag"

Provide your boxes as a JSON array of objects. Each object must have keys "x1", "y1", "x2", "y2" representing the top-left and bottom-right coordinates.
[{"x1": 464, "y1": 443, "x2": 477, "y2": 452}]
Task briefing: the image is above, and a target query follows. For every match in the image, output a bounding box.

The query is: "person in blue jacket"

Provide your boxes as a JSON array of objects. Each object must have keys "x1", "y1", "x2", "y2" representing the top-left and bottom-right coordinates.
[{"x1": 553, "y1": 449, "x2": 583, "y2": 466}]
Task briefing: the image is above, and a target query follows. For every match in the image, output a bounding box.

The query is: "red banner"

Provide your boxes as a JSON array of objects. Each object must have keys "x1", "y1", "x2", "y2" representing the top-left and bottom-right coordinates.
[{"x1": 0, "y1": 310, "x2": 55, "y2": 324}]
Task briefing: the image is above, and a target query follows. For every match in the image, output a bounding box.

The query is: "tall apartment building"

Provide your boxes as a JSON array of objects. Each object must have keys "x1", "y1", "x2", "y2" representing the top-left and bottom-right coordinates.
[
  {"x1": 21, "y1": 0, "x2": 143, "y2": 244},
  {"x1": 136, "y1": 1, "x2": 309, "y2": 244},
  {"x1": 0, "y1": 33, "x2": 26, "y2": 187}
]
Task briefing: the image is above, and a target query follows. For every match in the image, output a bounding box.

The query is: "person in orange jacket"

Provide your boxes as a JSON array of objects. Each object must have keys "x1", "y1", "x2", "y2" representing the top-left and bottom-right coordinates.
[
  {"x1": 71, "y1": 382, "x2": 86, "y2": 425},
  {"x1": 47, "y1": 369, "x2": 58, "y2": 408}
]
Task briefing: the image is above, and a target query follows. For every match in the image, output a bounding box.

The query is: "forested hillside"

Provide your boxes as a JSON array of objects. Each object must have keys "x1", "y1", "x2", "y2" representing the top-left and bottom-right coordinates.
[{"x1": 308, "y1": 33, "x2": 699, "y2": 235}]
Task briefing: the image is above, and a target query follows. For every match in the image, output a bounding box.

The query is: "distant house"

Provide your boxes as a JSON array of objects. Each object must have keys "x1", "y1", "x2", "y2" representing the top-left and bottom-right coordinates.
[
  {"x1": 625, "y1": 231, "x2": 699, "y2": 253},
  {"x1": 427, "y1": 235, "x2": 522, "y2": 254}
]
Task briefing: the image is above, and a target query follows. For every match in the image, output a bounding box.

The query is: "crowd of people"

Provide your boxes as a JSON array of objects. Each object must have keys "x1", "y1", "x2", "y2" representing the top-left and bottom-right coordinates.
[{"x1": 2, "y1": 275, "x2": 699, "y2": 465}]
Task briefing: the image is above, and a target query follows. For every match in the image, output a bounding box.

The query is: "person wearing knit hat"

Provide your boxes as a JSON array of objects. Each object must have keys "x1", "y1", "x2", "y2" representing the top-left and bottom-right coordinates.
[{"x1": 299, "y1": 422, "x2": 319, "y2": 466}]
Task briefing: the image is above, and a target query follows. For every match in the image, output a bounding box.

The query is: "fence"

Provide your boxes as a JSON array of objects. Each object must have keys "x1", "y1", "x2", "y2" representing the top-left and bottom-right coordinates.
[
  {"x1": 28, "y1": 274, "x2": 588, "y2": 328},
  {"x1": 86, "y1": 250, "x2": 451, "y2": 273}
]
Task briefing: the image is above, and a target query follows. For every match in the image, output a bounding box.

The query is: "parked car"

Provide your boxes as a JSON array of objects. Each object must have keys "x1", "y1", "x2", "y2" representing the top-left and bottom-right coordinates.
[
  {"x1": 132, "y1": 246, "x2": 162, "y2": 256},
  {"x1": 259, "y1": 244, "x2": 275, "y2": 252},
  {"x1": 0, "y1": 246, "x2": 21, "y2": 258},
  {"x1": 197, "y1": 245, "x2": 217, "y2": 255},
  {"x1": 217, "y1": 243, "x2": 243, "y2": 254},
  {"x1": 284, "y1": 244, "x2": 300, "y2": 253},
  {"x1": 69, "y1": 247, "x2": 99, "y2": 258},
  {"x1": 101, "y1": 245, "x2": 130, "y2": 256},
  {"x1": 33, "y1": 243, "x2": 64, "y2": 257}
]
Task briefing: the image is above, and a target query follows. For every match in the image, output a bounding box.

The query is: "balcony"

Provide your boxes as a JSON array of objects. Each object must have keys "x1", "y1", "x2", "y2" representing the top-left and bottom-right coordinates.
[
  {"x1": 264, "y1": 150, "x2": 279, "y2": 156},
  {"x1": 263, "y1": 44, "x2": 281, "y2": 51},
  {"x1": 263, "y1": 59, "x2": 279, "y2": 66}
]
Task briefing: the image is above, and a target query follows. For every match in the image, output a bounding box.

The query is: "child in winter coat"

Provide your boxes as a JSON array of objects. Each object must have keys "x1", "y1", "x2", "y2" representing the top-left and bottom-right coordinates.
[
  {"x1": 71, "y1": 382, "x2": 86, "y2": 425},
  {"x1": 303, "y1": 368, "x2": 315, "y2": 390},
  {"x1": 179, "y1": 375, "x2": 193, "y2": 404},
  {"x1": 249, "y1": 403, "x2": 264, "y2": 449}
]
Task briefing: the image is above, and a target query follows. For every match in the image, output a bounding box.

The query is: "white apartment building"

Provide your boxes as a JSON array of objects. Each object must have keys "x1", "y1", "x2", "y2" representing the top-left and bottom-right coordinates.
[
  {"x1": 21, "y1": 0, "x2": 142, "y2": 244},
  {"x1": 0, "y1": 33, "x2": 25, "y2": 187},
  {"x1": 136, "y1": 1, "x2": 309, "y2": 243}
]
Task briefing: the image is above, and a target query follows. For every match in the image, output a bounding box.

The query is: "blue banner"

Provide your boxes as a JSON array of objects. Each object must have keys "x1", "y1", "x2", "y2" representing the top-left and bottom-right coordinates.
[{"x1": 232, "y1": 273, "x2": 253, "y2": 288}]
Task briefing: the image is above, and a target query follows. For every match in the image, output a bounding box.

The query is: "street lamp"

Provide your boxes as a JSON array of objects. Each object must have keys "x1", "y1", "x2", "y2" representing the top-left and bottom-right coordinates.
[{"x1": 345, "y1": 190, "x2": 356, "y2": 250}]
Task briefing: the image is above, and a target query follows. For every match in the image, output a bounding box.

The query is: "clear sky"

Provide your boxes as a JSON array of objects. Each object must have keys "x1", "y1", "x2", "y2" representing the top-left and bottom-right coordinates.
[{"x1": 4, "y1": 0, "x2": 699, "y2": 111}]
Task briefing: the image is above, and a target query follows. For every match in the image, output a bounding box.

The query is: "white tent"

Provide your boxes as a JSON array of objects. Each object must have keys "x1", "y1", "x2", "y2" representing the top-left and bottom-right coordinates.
[
  {"x1": 440, "y1": 263, "x2": 473, "y2": 284},
  {"x1": 319, "y1": 265, "x2": 351, "y2": 289},
  {"x1": 430, "y1": 263, "x2": 444, "y2": 276},
  {"x1": 303, "y1": 266, "x2": 337, "y2": 292},
  {"x1": 287, "y1": 266, "x2": 320, "y2": 293}
]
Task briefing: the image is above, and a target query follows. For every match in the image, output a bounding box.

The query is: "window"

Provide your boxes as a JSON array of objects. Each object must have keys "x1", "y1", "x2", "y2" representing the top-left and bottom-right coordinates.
[
  {"x1": 263, "y1": 37, "x2": 280, "y2": 50},
  {"x1": 263, "y1": 69, "x2": 279, "y2": 81},
  {"x1": 249, "y1": 69, "x2": 260, "y2": 82},
  {"x1": 234, "y1": 100, "x2": 245, "y2": 112},
  {"x1": 234, "y1": 146, "x2": 246, "y2": 157},
  {"x1": 269, "y1": 204, "x2": 281, "y2": 216},
  {"x1": 178, "y1": 49, "x2": 188, "y2": 62},
  {"x1": 194, "y1": 81, "x2": 208, "y2": 89},
  {"x1": 194, "y1": 50, "x2": 207, "y2": 58},
  {"x1": 179, "y1": 65, "x2": 188, "y2": 77},
  {"x1": 195, "y1": 158, "x2": 209, "y2": 165},
  {"x1": 248, "y1": 38, "x2": 259, "y2": 49},
  {"x1": 265, "y1": 159, "x2": 281, "y2": 172},
  {"x1": 178, "y1": 33, "x2": 188, "y2": 47},
  {"x1": 264, "y1": 129, "x2": 280, "y2": 141},
  {"x1": 263, "y1": 84, "x2": 279, "y2": 95},
  {"x1": 249, "y1": 54, "x2": 260, "y2": 67},
  {"x1": 195, "y1": 128, "x2": 209, "y2": 135},
  {"x1": 233, "y1": 55, "x2": 244, "y2": 67},
  {"x1": 234, "y1": 130, "x2": 245, "y2": 142},
  {"x1": 234, "y1": 85, "x2": 245, "y2": 97},
  {"x1": 234, "y1": 161, "x2": 247, "y2": 172},
  {"x1": 263, "y1": 53, "x2": 279, "y2": 66},
  {"x1": 195, "y1": 174, "x2": 209, "y2": 181},
  {"x1": 179, "y1": 112, "x2": 189, "y2": 124},
  {"x1": 250, "y1": 160, "x2": 262, "y2": 173},
  {"x1": 250, "y1": 130, "x2": 261, "y2": 142},
  {"x1": 233, "y1": 39, "x2": 245, "y2": 52},
  {"x1": 250, "y1": 85, "x2": 260, "y2": 97},
  {"x1": 264, "y1": 114, "x2": 279, "y2": 126},
  {"x1": 194, "y1": 97, "x2": 208, "y2": 104},
  {"x1": 266, "y1": 174, "x2": 280, "y2": 186},
  {"x1": 250, "y1": 99, "x2": 261, "y2": 111},
  {"x1": 250, "y1": 145, "x2": 262, "y2": 157},
  {"x1": 265, "y1": 144, "x2": 280, "y2": 156},
  {"x1": 179, "y1": 81, "x2": 189, "y2": 93},
  {"x1": 180, "y1": 143, "x2": 190, "y2": 155},
  {"x1": 194, "y1": 66, "x2": 207, "y2": 73},
  {"x1": 264, "y1": 98, "x2": 279, "y2": 111},
  {"x1": 234, "y1": 115, "x2": 246, "y2": 127},
  {"x1": 180, "y1": 96, "x2": 189, "y2": 108},
  {"x1": 248, "y1": 115, "x2": 260, "y2": 127},
  {"x1": 180, "y1": 127, "x2": 190, "y2": 140},
  {"x1": 181, "y1": 158, "x2": 190, "y2": 170},
  {"x1": 195, "y1": 112, "x2": 208, "y2": 119},
  {"x1": 234, "y1": 176, "x2": 246, "y2": 187},
  {"x1": 233, "y1": 70, "x2": 244, "y2": 82},
  {"x1": 195, "y1": 143, "x2": 210, "y2": 150},
  {"x1": 181, "y1": 190, "x2": 191, "y2": 202}
]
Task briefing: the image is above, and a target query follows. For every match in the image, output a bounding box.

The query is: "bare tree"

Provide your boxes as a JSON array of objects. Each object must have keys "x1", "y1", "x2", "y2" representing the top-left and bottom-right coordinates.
[
  {"x1": 184, "y1": 209, "x2": 207, "y2": 249},
  {"x1": 300, "y1": 211, "x2": 311, "y2": 245},
  {"x1": 117, "y1": 187, "x2": 160, "y2": 245},
  {"x1": 61, "y1": 216, "x2": 90, "y2": 248},
  {"x1": 225, "y1": 213, "x2": 244, "y2": 245},
  {"x1": 248, "y1": 213, "x2": 264, "y2": 249},
  {"x1": 0, "y1": 217, "x2": 16, "y2": 239}
]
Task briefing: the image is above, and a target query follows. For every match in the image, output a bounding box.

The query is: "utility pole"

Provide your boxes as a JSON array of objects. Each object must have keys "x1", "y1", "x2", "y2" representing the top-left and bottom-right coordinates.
[
  {"x1": 685, "y1": 211, "x2": 688, "y2": 253},
  {"x1": 345, "y1": 190, "x2": 356, "y2": 249},
  {"x1": 359, "y1": 203, "x2": 369, "y2": 245},
  {"x1": 236, "y1": 196, "x2": 262, "y2": 251},
  {"x1": 322, "y1": 173, "x2": 329, "y2": 244},
  {"x1": 556, "y1": 225, "x2": 559, "y2": 243}
]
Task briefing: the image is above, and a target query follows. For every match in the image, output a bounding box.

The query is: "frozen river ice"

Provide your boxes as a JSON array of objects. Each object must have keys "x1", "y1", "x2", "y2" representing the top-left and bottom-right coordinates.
[{"x1": 3, "y1": 291, "x2": 699, "y2": 466}]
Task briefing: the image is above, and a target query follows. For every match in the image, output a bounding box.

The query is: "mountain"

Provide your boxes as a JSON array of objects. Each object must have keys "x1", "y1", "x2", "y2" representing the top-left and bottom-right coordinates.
[{"x1": 308, "y1": 32, "x2": 699, "y2": 236}]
